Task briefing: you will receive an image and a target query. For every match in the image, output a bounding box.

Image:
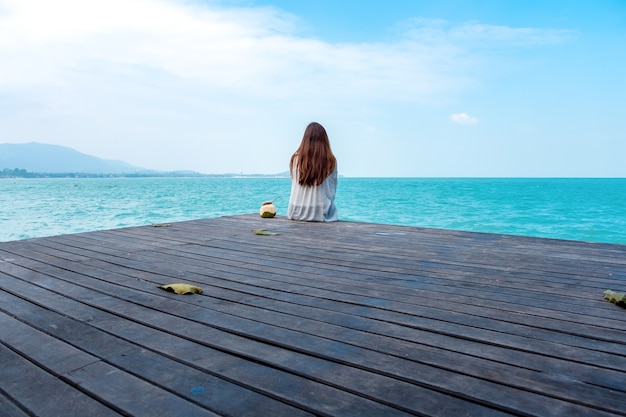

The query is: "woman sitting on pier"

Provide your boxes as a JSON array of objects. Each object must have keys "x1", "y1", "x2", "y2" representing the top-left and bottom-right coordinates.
[{"x1": 288, "y1": 122, "x2": 338, "y2": 222}]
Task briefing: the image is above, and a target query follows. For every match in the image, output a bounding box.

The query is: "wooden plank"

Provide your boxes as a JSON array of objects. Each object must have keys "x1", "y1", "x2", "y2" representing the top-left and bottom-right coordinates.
[
  {"x1": 0, "y1": 305, "x2": 312, "y2": 417},
  {"x1": 1, "y1": 257, "x2": 623, "y2": 416},
  {"x1": 12, "y1": 237, "x2": 625, "y2": 363},
  {"x1": 15, "y1": 233, "x2": 622, "y2": 336},
  {"x1": 67, "y1": 361, "x2": 221, "y2": 417},
  {"x1": 2, "y1": 214, "x2": 626, "y2": 417},
  {"x1": 0, "y1": 392, "x2": 32, "y2": 417},
  {"x1": 0, "y1": 297, "x2": 220, "y2": 417},
  {"x1": 2, "y1": 239, "x2": 619, "y2": 382},
  {"x1": 139, "y1": 241, "x2": 622, "y2": 322},
  {"x1": 0, "y1": 343, "x2": 122, "y2": 417},
  {"x1": 0, "y1": 269, "x2": 508, "y2": 417},
  {"x1": 0, "y1": 310, "x2": 101, "y2": 375},
  {"x1": 35, "y1": 221, "x2": 624, "y2": 306},
  {"x1": 80, "y1": 221, "x2": 610, "y2": 299},
  {"x1": 2, "y1": 231, "x2": 621, "y2": 374}
]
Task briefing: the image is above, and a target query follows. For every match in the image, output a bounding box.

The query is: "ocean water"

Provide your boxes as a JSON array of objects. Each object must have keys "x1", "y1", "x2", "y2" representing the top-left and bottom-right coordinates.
[{"x1": 1, "y1": 177, "x2": 625, "y2": 244}]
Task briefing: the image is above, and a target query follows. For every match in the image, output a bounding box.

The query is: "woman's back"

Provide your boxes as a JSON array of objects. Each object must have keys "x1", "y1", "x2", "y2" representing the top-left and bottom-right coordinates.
[
  {"x1": 287, "y1": 122, "x2": 338, "y2": 222},
  {"x1": 288, "y1": 160, "x2": 338, "y2": 221}
]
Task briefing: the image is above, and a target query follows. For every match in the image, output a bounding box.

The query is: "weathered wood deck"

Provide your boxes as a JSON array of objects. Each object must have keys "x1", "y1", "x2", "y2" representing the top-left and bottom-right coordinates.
[{"x1": 1, "y1": 214, "x2": 625, "y2": 417}]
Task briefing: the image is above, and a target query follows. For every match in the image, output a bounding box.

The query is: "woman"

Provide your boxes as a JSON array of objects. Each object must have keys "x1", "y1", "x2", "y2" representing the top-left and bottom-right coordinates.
[{"x1": 288, "y1": 122, "x2": 338, "y2": 222}]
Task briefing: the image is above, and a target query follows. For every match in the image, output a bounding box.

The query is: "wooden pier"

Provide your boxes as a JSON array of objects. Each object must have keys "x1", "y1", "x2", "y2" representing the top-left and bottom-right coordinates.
[{"x1": 1, "y1": 214, "x2": 625, "y2": 416}]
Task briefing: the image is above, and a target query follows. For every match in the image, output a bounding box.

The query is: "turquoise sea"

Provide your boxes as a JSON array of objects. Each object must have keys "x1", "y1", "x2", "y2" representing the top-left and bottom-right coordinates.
[{"x1": 1, "y1": 177, "x2": 625, "y2": 244}]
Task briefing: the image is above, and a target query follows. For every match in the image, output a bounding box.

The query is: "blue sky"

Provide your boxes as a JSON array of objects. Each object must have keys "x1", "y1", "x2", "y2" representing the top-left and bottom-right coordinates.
[{"x1": 1, "y1": 0, "x2": 624, "y2": 176}]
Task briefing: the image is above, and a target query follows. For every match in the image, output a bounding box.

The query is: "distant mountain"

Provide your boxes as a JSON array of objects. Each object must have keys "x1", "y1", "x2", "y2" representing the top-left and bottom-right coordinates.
[{"x1": 0, "y1": 142, "x2": 144, "y2": 174}]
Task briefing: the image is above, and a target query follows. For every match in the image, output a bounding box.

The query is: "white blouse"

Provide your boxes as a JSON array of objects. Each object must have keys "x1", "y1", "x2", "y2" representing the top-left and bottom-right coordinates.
[{"x1": 287, "y1": 164, "x2": 338, "y2": 222}]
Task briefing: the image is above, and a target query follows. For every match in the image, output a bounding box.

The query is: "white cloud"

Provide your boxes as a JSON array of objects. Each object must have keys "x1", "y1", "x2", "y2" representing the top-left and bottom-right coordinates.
[
  {"x1": 450, "y1": 113, "x2": 479, "y2": 125},
  {"x1": 0, "y1": 0, "x2": 469, "y2": 102},
  {"x1": 0, "y1": 0, "x2": 581, "y2": 176},
  {"x1": 399, "y1": 18, "x2": 575, "y2": 47}
]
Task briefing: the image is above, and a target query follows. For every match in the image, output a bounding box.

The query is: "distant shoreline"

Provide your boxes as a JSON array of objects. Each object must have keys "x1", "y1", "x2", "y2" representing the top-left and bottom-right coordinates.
[{"x1": 0, "y1": 168, "x2": 290, "y2": 179}]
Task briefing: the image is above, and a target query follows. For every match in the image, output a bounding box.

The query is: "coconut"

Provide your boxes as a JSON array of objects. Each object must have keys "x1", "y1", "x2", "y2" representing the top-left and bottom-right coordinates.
[{"x1": 260, "y1": 201, "x2": 276, "y2": 218}]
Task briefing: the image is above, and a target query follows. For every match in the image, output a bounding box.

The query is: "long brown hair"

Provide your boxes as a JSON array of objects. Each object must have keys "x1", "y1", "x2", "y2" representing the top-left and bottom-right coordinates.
[{"x1": 290, "y1": 122, "x2": 336, "y2": 187}]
